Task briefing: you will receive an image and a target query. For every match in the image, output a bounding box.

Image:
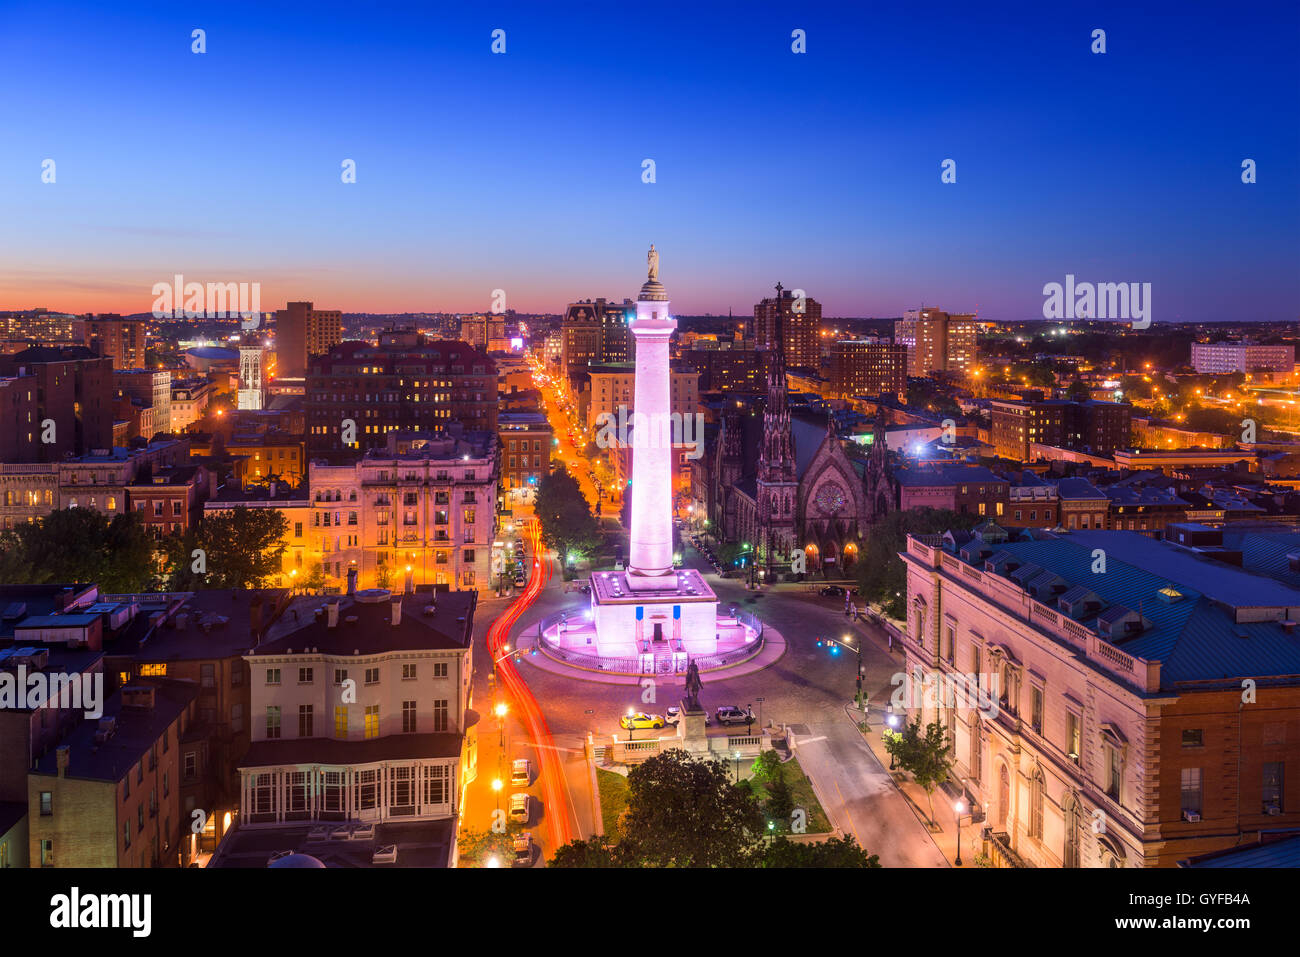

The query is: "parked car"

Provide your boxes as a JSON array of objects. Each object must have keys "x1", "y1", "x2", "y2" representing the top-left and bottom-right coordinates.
[
  {"x1": 511, "y1": 758, "x2": 531, "y2": 787},
  {"x1": 513, "y1": 831, "x2": 534, "y2": 867},
  {"x1": 715, "y1": 705, "x2": 754, "y2": 726},
  {"x1": 509, "y1": 792, "x2": 531, "y2": 824},
  {"x1": 620, "y1": 711, "x2": 666, "y2": 730},
  {"x1": 820, "y1": 585, "x2": 846, "y2": 597}
]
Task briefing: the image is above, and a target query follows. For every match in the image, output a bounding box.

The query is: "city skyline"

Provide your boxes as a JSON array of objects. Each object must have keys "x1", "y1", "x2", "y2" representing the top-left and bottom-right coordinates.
[{"x1": 1, "y1": 1, "x2": 1297, "y2": 322}]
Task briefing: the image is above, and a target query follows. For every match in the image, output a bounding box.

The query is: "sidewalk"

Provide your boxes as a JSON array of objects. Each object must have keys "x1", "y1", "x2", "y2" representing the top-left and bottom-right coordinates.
[
  {"x1": 512, "y1": 623, "x2": 787, "y2": 686},
  {"x1": 848, "y1": 702, "x2": 983, "y2": 868}
]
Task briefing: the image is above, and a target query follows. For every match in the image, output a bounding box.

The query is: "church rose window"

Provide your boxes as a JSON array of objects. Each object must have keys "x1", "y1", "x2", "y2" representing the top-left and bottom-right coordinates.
[{"x1": 815, "y1": 482, "x2": 847, "y2": 515}]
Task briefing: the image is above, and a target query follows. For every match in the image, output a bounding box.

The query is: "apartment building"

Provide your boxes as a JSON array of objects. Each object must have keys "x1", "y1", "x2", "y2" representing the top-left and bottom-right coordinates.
[
  {"x1": 236, "y1": 589, "x2": 476, "y2": 827},
  {"x1": 306, "y1": 430, "x2": 498, "y2": 592}
]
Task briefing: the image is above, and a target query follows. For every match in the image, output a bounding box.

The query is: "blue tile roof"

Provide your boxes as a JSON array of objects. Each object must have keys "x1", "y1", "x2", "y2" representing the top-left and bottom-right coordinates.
[
  {"x1": 1180, "y1": 834, "x2": 1300, "y2": 868},
  {"x1": 969, "y1": 531, "x2": 1300, "y2": 686}
]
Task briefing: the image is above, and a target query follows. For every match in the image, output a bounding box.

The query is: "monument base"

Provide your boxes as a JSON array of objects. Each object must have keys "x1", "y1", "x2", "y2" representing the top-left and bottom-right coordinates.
[
  {"x1": 588, "y1": 568, "x2": 719, "y2": 656},
  {"x1": 676, "y1": 700, "x2": 709, "y2": 753}
]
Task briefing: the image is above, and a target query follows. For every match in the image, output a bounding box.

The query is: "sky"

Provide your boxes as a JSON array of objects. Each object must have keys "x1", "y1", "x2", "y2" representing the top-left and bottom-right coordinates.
[{"x1": 1, "y1": 0, "x2": 1297, "y2": 322}]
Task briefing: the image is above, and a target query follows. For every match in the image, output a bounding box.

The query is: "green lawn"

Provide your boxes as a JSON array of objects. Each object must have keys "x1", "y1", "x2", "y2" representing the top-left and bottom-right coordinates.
[
  {"x1": 596, "y1": 768, "x2": 629, "y2": 839},
  {"x1": 781, "y1": 755, "x2": 832, "y2": 834}
]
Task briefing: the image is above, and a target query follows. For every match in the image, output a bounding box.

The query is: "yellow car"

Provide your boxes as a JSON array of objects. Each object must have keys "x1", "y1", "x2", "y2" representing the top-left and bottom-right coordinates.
[{"x1": 620, "y1": 712, "x2": 666, "y2": 730}]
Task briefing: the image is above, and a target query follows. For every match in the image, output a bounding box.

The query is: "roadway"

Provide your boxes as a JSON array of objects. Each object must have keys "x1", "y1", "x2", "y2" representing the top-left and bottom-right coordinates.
[{"x1": 495, "y1": 534, "x2": 950, "y2": 867}]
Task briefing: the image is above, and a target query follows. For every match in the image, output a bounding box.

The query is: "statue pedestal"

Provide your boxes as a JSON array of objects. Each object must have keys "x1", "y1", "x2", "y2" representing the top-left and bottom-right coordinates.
[{"x1": 676, "y1": 699, "x2": 709, "y2": 755}]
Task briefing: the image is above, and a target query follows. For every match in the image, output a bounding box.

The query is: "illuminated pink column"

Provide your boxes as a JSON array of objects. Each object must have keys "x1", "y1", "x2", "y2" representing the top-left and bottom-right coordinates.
[{"x1": 627, "y1": 246, "x2": 675, "y2": 588}]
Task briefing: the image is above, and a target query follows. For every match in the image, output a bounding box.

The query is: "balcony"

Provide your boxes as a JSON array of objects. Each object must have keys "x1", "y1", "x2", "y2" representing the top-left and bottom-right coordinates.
[{"x1": 981, "y1": 827, "x2": 1032, "y2": 868}]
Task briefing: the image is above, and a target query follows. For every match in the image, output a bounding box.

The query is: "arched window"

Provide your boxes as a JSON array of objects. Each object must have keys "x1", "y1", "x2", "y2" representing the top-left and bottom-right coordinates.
[
  {"x1": 970, "y1": 716, "x2": 982, "y2": 784},
  {"x1": 997, "y1": 764, "x2": 1010, "y2": 827},
  {"x1": 1029, "y1": 768, "x2": 1045, "y2": 840},
  {"x1": 1063, "y1": 792, "x2": 1081, "y2": 868}
]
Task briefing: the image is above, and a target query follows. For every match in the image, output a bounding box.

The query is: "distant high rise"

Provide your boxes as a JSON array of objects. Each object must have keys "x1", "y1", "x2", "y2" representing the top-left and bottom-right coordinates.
[
  {"x1": 754, "y1": 283, "x2": 820, "y2": 371},
  {"x1": 0, "y1": 309, "x2": 81, "y2": 344},
  {"x1": 459, "y1": 314, "x2": 506, "y2": 351},
  {"x1": 1191, "y1": 341, "x2": 1294, "y2": 375},
  {"x1": 84, "y1": 315, "x2": 146, "y2": 369},
  {"x1": 275, "y1": 301, "x2": 342, "y2": 379},
  {"x1": 895, "y1": 307, "x2": 977, "y2": 377},
  {"x1": 829, "y1": 339, "x2": 908, "y2": 400}
]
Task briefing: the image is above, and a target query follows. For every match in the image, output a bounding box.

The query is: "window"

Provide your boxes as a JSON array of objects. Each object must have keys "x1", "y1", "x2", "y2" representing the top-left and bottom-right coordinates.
[
  {"x1": 423, "y1": 765, "x2": 449, "y2": 806},
  {"x1": 1181, "y1": 728, "x2": 1203, "y2": 747},
  {"x1": 184, "y1": 752, "x2": 196, "y2": 779},
  {"x1": 266, "y1": 668, "x2": 281, "y2": 685},
  {"x1": 356, "y1": 769, "x2": 378, "y2": 810},
  {"x1": 1181, "y1": 767, "x2": 1203, "y2": 818},
  {"x1": 433, "y1": 699, "x2": 449, "y2": 732},
  {"x1": 163, "y1": 772, "x2": 169, "y2": 798},
  {"x1": 266, "y1": 706, "x2": 281, "y2": 739},
  {"x1": 1031, "y1": 687, "x2": 1043, "y2": 735},
  {"x1": 41, "y1": 839, "x2": 54, "y2": 867},
  {"x1": 299, "y1": 705, "x2": 314, "y2": 738},
  {"x1": 230, "y1": 665, "x2": 242, "y2": 687},
  {"x1": 433, "y1": 662, "x2": 448, "y2": 679},
  {"x1": 39, "y1": 791, "x2": 52, "y2": 815},
  {"x1": 1107, "y1": 747, "x2": 1122, "y2": 801},
  {"x1": 403, "y1": 700, "x2": 417, "y2": 733},
  {"x1": 1263, "y1": 762, "x2": 1284, "y2": 813},
  {"x1": 334, "y1": 669, "x2": 348, "y2": 685},
  {"x1": 231, "y1": 703, "x2": 243, "y2": 733},
  {"x1": 365, "y1": 705, "x2": 380, "y2": 738},
  {"x1": 334, "y1": 706, "x2": 348, "y2": 739},
  {"x1": 969, "y1": 718, "x2": 982, "y2": 783},
  {"x1": 402, "y1": 663, "x2": 416, "y2": 680},
  {"x1": 137, "y1": 804, "x2": 144, "y2": 832},
  {"x1": 365, "y1": 667, "x2": 379, "y2": 685},
  {"x1": 1067, "y1": 712, "x2": 1081, "y2": 764},
  {"x1": 1029, "y1": 769, "x2": 1045, "y2": 839},
  {"x1": 298, "y1": 667, "x2": 313, "y2": 684}
]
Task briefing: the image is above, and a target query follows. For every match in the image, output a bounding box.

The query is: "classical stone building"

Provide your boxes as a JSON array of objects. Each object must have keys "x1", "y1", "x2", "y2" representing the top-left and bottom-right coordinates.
[{"x1": 900, "y1": 524, "x2": 1300, "y2": 867}]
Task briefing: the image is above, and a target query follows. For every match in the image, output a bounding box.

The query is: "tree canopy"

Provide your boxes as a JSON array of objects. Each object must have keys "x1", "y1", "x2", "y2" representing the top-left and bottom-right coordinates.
[
  {"x1": 0, "y1": 508, "x2": 158, "y2": 592},
  {"x1": 856, "y1": 508, "x2": 979, "y2": 618},
  {"x1": 534, "y1": 466, "x2": 600, "y2": 569},
  {"x1": 163, "y1": 507, "x2": 289, "y2": 590},
  {"x1": 548, "y1": 749, "x2": 879, "y2": 868}
]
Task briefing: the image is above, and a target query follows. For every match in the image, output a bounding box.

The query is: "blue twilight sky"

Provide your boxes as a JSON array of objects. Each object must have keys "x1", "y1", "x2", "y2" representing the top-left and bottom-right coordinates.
[{"x1": 0, "y1": 0, "x2": 1297, "y2": 321}]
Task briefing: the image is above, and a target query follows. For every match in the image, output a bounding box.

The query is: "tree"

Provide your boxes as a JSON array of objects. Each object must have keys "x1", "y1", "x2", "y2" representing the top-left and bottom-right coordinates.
[
  {"x1": 0, "y1": 508, "x2": 158, "y2": 592},
  {"x1": 766, "y1": 768, "x2": 795, "y2": 829},
  {"x1": 1066, "y1": 380, "x2": 1092, "y2": 402},
  {"x1": 534, "y1": 467, "x2": 600, "y2": 574},
  {"x1": 856, "y1": 509, "x2": 979, "y2": 618},
  {"x1": 886, "y1": 718, "x2": 952, "y2": 824},
  {"x1": 548, "y1": 836, "x2": 622, "y2": 868},
  {"x1": 163, "y1": 508, "x2": 288, "y2": 590},
  {"x1": 456, "y1": 826, "x2": 517, "y2": 867},
  {"x1": 758, "y1": 835, "x2": 881, "y2": 868},
  {"x1": 620, "y1": 749, "x2": 765, "y2": 867}
]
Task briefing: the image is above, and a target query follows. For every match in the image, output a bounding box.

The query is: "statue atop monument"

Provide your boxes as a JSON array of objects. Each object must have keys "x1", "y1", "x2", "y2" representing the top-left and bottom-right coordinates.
[
  {"x1": 647, "y1": 243, "x2": 659, "y2": 281},
  {"x1": 683, "y1": 659, "x2": 703, "y2": 709}
]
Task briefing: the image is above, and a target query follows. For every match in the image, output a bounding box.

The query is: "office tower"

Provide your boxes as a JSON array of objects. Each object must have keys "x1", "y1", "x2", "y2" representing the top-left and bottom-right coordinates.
[
  {"x1": 753, "y1": 283, "x2": 821, "y2": 371},
  {"x1": 274, "y1": 301, "x2": 343, "y2": 379},
  {"x1": 1191, "y1": 341, "x2": 1295, "y2": 375}
]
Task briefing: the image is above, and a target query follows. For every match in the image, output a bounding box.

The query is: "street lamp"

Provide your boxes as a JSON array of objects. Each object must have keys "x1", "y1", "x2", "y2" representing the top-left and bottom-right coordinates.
[
  {"x1": 491, "y1": 777, "x2": 503, "y2": 811},
  {"x1": 887, "y1": 711, "x2": 899, "y2": 770},
  {"x1": 626, "y1": 707, "x2": 636, "y2": 742},
  {"x1": 954, "y1": 799, "x2": 965, "y2": 866},
  {"x1": 733, "y1": 749, "x2": 741, "y2": 783}
]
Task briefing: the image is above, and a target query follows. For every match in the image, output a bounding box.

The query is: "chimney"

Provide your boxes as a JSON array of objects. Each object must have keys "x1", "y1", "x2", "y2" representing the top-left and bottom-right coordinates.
[
  {"x1": 327, "y1": 599, "x2": 340, "y2": 628},
  {"x1": 249, "y1": 596, "x2": 264, "y2": 637},
  {"x1": 56, "y1": 744, "x2": 70, "y2": 778},
  {"x1": 390, "y1": 597, "x2": 402, "y2": 627}
]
